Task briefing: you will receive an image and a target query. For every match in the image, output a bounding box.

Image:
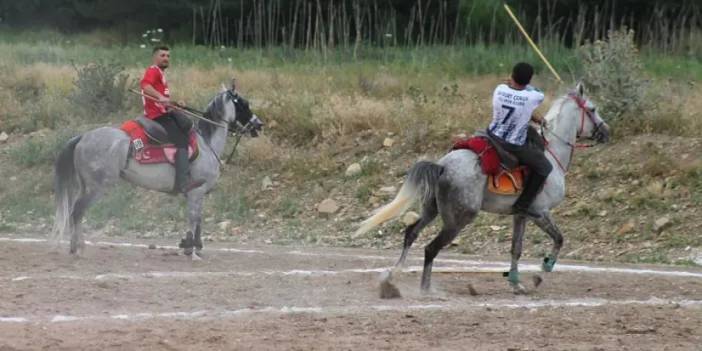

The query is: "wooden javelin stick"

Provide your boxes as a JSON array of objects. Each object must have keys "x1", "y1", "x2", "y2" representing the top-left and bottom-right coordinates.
[
  {"x1": 128, "y1": 89, "x2": 227, "y2": 129},
  {"x1": 503, "y1": 4, "x2": 562, "y2": 83}
]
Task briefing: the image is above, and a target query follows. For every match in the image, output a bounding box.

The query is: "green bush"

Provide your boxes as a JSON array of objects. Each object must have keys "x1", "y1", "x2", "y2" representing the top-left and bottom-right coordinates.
[
  {"x1": 69, "y1": 61, "x2": 131, "y2": 117},
  {"x1": 8, "y1": 129, "x2": 79, "y2": 168},
  {"x1": 578, "y1": 28, "x2": 653, "y2": 121},
  {"x1": 0, "y1": 64, "x2": 49, "y2": 132}
]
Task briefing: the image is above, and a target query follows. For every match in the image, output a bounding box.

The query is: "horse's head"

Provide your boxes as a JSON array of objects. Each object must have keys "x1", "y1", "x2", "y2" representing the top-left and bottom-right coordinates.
[
  {"x1": 205, "y1": 88, "x2": 264, "y2": 137},
  {"x1": 569, "y1": 82, "x2": 610, "y2": 143}
]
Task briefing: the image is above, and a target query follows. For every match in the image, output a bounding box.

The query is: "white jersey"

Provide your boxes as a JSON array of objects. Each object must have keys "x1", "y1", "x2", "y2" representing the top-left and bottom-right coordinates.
[{"x1": 488, "y1": 84, "x2": 544, "y2": 145}]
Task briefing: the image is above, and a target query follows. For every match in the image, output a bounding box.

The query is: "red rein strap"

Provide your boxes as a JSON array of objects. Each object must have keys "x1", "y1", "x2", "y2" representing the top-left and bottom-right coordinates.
[
  {"x1": 545, "y1": 94, "x2": 596, "y2": 173},
  {"x1": 545, "y1": 143, "x2": 568, "y2": 173},
  {"x1": 571, "y1": 95, "x2": 597, "y2": 149}
]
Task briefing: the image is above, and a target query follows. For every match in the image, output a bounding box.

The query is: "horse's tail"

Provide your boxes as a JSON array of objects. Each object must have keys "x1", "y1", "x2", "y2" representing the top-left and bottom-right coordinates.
[
  {"x1": 355, "y1": 161, "x2": 443, "y2": 236},
  {"x1": 51, "y1": 135, "x2": 83, "y2": 244}
]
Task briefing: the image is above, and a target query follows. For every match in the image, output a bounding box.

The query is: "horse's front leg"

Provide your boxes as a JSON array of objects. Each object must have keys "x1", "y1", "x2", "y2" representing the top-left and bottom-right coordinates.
[
  {"x1": 507, "y1": 215, "x2": 528, "y2": 294},
  {"x1": 181, "y1": 191, "x2": 205, "y2": 260},
  {"x1": 533, "y1": 212, "x2": 563, "y2": 272}
]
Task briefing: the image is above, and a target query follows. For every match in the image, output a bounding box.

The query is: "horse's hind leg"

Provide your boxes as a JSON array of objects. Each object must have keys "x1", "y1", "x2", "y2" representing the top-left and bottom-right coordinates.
[
  {"x1": 507, "y1": 215, "x2": 528, "y2": 294},
  {"x1": 396, "y1": 198, "x2": 438, "y2": 268},
  {"x1": 420, "y1": 210, "x2": 475, "y2": 293},
  {"x1": 532, "y1": 211, "x2": 563, "y2": 272},
  {"x1": 69, "y1": 189, "x2": 104, "y2": 254},
  {"x1": 69, "y1": 193, "x2": 97, "y2": 255},
  {"x1": 69, "y1": 128, "x2": 128, "y2": 255}
]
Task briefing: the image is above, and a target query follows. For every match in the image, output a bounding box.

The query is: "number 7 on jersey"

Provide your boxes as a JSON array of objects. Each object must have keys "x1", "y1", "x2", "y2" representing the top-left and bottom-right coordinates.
[{"x1": 501, "y1": 105, "x2": 515, "y2": 124}]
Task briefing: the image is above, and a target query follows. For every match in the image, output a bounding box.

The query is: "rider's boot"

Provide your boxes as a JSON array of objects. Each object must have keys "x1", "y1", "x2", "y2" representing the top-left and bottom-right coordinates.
[
  {"x1": 173, "y1": 148, "x2": 205, "y2": 194},
  {"x1": 512, "y1": 173, "x2": 547, "y2": 219}
]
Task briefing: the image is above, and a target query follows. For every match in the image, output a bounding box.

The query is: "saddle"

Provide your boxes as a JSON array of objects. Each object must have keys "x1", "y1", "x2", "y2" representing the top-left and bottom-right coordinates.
[
  {"x1": 120, "y1": 116, "x2": 199, "y2": 165},
  {"x1": 452, "y1": 131, "x2": 528, "y2": 195}
]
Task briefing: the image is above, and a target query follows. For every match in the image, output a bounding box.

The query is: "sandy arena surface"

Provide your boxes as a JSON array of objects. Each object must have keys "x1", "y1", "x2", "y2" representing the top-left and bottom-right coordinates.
[{"x1": 0, "y1": 236, "x2": 701, "y2": 350}]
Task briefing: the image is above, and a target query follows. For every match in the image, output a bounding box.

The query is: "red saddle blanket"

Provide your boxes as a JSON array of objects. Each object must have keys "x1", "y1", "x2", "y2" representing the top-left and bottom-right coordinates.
[
  {"x1": 120, "y1": 120, "x2": 199, "y2": 165},
  {"x1": 452, "y1": 136, "x2": 528, "y2": 195}
]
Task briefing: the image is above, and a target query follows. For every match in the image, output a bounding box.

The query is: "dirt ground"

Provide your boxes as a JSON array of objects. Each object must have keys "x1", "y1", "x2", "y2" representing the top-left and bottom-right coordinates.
[{"x1": 1, "y1": 235, "x2": 701, "y2": 351}]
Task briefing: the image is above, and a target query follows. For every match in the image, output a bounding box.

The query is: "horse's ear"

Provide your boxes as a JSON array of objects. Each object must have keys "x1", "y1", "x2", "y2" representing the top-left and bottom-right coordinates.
[
  {"x1": 576, "y1": 81, "x2": 585, "y2": 97},
  {"x1": 220, "y1": 83, "x2": 227, "y2": 92}
]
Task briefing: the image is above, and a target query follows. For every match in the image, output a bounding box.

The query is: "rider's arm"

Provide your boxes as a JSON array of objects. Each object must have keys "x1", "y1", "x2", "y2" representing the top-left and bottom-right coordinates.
[
  {"x1": 531, "y1": 112, "x2": 544, "y2": 124},
  {"x1": 142, "y1": 84, "x2": 170, "y2": 105},
  {"x1": 529, "y1": 89, "x2": 546, "y2": 125}
]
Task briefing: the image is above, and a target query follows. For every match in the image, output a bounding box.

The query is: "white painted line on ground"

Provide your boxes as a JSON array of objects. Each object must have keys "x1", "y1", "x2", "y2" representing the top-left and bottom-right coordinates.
[
  {"x1": 2, "y1": 267, "x2": 498, "y2": 283},
  {"x1": 0, "y1": 237, "x2": 263, "y2": 254},
  {"x1": 10, "y1": 263, "x2": 702, "y2": 284},
  {"x1": 283, "y1": 251, "x2": 702, "y2": 279},
  {"x1": 2, "y1": 297, "x2": 700, "y2": 324},
  {"x1": 0, "y1": 317, "x2": 29, "y2": 323},
  {"x1": 3, "y1": 237, "x2": 702, "y2": 279},
  {"x1": 89, "y1": 240, "x2": 264, "y2": 254},
  {"x1": 0, "y1": 238, "x2": 46, "y2": 243}
]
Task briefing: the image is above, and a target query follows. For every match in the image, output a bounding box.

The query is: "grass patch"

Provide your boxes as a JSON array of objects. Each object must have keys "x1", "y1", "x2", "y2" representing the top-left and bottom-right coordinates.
[
  {"x1": 275, "y1": 197, "x2": 301, "y2": 219},
  {"x1": 673, "y1": 259, "x2": 701, "y2": 267},
  {"x1": 355, "y1": 183, "x2": 374, "y2": 203},
  {"x1": 1, "y1": 189, "x2": 53, "y2": 222},
  {"x1": 209, "y1": 190, "x2": 251, "y2": 223},
  {"x1": 8, "y1": 129, "x2": 81, "y2": 168},
  {"x1": 0, "y1": 223, "x2": 17, "y2": 233},
  {"x1": 658, "y1": 232, "x2": 702, "y2": 249},
  {"x1": 86, "y1": 184, "x2": 138, "y2": 226},
  {"x1": 360, "y1": 158, "x2": 384, "y2": 177},
  {"x1": 622, "y1": 251, "x2": 672, "y2": 265}
]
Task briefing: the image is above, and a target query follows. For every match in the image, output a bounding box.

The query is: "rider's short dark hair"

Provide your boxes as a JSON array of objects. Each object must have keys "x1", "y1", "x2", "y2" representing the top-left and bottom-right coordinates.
[
  {"x1": 153, "y1": 45, "x2": 170, "y2": 54},
  {"x1": 512, "y1": 62, "x2": 534, "y2": 85}
]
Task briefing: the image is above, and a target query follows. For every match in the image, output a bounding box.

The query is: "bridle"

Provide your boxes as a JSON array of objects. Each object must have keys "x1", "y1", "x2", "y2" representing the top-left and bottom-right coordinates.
[
  {"x1": 186, "y1": 90, "x2": 261, "y2": 165},
  {"x1": 223, "y1": 90, "x2": 263, "y2": 164},
  {"x1": 571, "y1": 93, "x2": 606, "y2": 145},
  {"x1": 541, "y1": 93, "x2": 606, "y2": 173},
  {"x1": 225, "y1": 90, "x2": 258, "y2": 135}
]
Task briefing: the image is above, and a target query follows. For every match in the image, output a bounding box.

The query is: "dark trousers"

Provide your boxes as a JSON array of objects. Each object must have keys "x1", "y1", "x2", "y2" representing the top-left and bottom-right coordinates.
[
  {"x1": 154, "y1": 111, "x2": 195, "y2": 192},
  {"x1": 490, "y1": 127, "x2": 552, "y2": 212},
  {"x1": 491, "y1": 127, "x2": 552, "y2": 177},
  {"x1": 154, "y1": 111, "x2": 192, "y2": 148},
  {"x1": 498, "y1": 140, "x2": 552, "y2": 177}
]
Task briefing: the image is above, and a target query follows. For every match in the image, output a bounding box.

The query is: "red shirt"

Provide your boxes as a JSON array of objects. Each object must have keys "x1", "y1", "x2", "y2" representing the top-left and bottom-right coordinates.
[{"x1": 140, "y1": 65, "x2": 170, "y2": 119}]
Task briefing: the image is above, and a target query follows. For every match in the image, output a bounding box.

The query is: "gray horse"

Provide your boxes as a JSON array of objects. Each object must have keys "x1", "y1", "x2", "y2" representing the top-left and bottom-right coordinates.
[
  {"x1": 52, "y1": 87, "x2": 263, "y2": 258},
  {"x1": 356, "y1": 82, "x2": 610, "y2": 294}
]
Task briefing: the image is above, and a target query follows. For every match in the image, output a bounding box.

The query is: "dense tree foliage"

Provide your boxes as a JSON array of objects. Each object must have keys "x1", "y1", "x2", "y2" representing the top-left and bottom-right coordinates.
[{"x1": 0, "y1": 0, "x2": 698, "y2": 51}]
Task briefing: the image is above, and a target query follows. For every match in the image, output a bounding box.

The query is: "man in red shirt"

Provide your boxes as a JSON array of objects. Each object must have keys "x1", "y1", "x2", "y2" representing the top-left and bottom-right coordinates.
[{"x1": 140, "y1": 46, "x2": 201, "y2": 193}]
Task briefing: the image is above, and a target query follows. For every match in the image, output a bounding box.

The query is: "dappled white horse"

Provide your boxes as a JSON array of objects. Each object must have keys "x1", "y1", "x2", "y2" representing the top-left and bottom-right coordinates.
[
  {"x1": 52, "y1": 88, "x2": 262, "y2": 258},
  {"x1": 356, "y1": 82, "x2": 610, "y2": 294}
]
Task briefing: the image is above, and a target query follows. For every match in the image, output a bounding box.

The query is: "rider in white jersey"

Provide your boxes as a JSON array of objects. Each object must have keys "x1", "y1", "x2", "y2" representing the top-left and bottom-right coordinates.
[
  {"x1": 489, "y1": 83, "x2": 544, "y2": 145},
  {"x1": 487, "y1": 62, "x2": 552, "y2": 218}
]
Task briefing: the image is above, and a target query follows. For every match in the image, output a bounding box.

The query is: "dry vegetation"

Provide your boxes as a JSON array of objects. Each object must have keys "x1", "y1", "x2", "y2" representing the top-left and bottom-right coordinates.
[{"x1": 0, "y1": 30, "x2": 700, "y2": 266}]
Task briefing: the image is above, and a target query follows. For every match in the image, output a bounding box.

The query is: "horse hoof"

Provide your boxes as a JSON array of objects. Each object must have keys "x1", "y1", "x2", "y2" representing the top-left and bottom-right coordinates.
[
  {"x1": 512, "y1": 283, "x2": 528, "y2": 295},
  {"x1": 542, "y1": 256, "x2": 557, "y2": 272},
  {"x1": 532, "y1": 275, "x2": 543, "y2": 288},
  {"x1": 191, "y1": 252, "x2": 202, "y2": 261},
  {"x1": 183, "y1": 247, "x2": 193, "y2": 256},
  {"x1": 380, "y1": 272, "x2": 402, "y2": 299},
  {"x1": 467, "y1": 283, "x2": 479, "y2": 296}
]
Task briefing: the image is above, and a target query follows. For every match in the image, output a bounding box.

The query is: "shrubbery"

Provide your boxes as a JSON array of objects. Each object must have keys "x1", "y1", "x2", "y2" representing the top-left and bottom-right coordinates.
[
  {"x1": 578, "y1": 28, "x2": 654, "y2": 122},
  {"x1": 69, "y1": 61, "x2": 131, "y2": 118}
]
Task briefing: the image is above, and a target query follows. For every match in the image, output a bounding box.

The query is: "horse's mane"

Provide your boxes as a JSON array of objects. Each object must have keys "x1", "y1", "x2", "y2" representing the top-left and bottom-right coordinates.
[
  {"x1": 544, "y1": 88, "x2": 583, "y2": 127},
  {"x1": 544, "y1": 96, "x2": 568, "y2": 125},
  {"x1": 198, "y1": 91, "x2": 227, "y2": 141}
]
